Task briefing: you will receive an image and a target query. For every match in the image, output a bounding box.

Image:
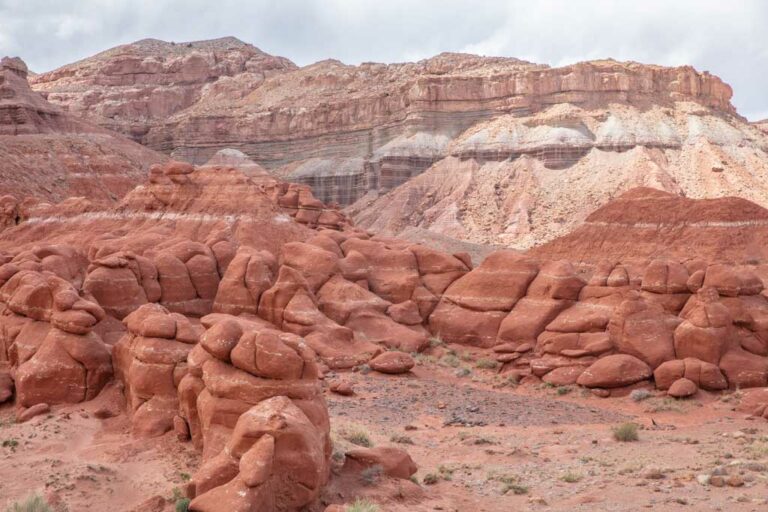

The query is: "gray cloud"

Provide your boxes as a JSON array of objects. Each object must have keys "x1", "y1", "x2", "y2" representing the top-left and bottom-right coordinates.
[{"x1": 0, "y1": 0, "x2": 766, "y2": 119}]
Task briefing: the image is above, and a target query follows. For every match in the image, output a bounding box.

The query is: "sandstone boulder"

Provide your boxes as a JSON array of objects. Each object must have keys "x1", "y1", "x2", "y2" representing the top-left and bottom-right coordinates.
[
  {"x1": 577, "y1": 354, "x2": 652, "y2": 388},
  {"x1": 368, "y1": 351, "x2": 415, "y2": 375}
]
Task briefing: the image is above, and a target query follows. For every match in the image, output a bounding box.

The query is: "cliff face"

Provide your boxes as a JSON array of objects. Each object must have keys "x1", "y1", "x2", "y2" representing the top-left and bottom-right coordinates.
[
  {"x1": 34, "y1": 43, "x2": 764, "y2": 249},
  {"x1": 30, "y1": 37, "x2": 296, "y2": 141},
  {"x1": 32, "y1": 47, "x2": 737, "y2": 200},
  {"x1": 0, "y1": 56, "x2": 166, "y2": 203},
  {"x1": 348, "y1": 101, "x2": 768, "y2": 248}
]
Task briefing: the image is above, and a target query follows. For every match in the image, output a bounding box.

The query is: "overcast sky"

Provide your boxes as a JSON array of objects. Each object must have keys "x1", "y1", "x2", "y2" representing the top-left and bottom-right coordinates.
[{"x1": 1, "y1": 0, "x2": 766, "y2": 120}]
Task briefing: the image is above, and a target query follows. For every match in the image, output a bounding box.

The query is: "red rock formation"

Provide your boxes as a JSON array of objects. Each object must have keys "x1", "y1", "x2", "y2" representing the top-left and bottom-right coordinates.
[
  {"x1": 0, "y1": 56, "x2": 166, "y2": 203},
  {"x1": 32, "y1": 41, "x2": 768, "y2": 252},
  {"x1": 532, "y1": 188, "x2": 768, "y2": 263},
  {"x1": 113, "y1": 304, "x2": 202, "y2": 437},
  {"x1": 30, "y1": 38, "x2": 295, "y2": 143},
  {"x1": 0, "y1": 266, "x2": 111, "y2": 407},
  {"x1": 176, "y1": 314, "x2": 331, "y2": 510}
]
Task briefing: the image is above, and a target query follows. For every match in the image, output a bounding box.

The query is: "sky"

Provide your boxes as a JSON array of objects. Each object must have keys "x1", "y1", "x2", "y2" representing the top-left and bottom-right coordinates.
[{"x1": 1, "y1": 0, "x2": 767, "y2": 120}]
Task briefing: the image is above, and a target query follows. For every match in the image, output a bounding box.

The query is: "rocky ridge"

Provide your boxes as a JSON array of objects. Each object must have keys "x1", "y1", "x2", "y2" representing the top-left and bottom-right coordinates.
[
  {"x1": 0, "y1": 56, "x2": 166, "y2": 203},
  {"x1": 2, "y1": 157, "x2": 768, "y2": 508}
]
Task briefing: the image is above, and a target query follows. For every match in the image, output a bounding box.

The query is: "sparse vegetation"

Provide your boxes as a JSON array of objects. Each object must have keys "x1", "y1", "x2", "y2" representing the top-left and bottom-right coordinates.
[
  {"x1": 438, "y1": 464, "x2": 455, "y2": 480},
  {"x1": 476, "y1": 358, "x2": 500, "y2": 370},
  {"x1": 502, "y1": 482, "x2": 529, "y2": 495},
  {"x1": 428, "y1": 336, "x2": 444, "y2": 348},
  {"x1": 487, "y1": 470, "x2": 528, "y2": 495},
  {"x1": 455, "y1": 367, "x2": 471, "y2": 377},
  {"x1": 390, "y1": 434, "x2": 414, "y2": 445},
  {"x1": 612, "y1": 422, "x2": 640, "y2": 442},
  {"x1": 338, "y1": 425, "x2": 374, "y2": 447},
  {"x1": 556, "y1": 386, "x2": 571, "y2": 396},
  {"x1": 175, "y1": 498, "x2": 190, "y2": 512},
  {"x1": 645, "y1": 397, "x2": 683, "y2": 413},
  {"x1": 422, "y1": 473, "x2": 440, "y2": 485},
  {"x1": 346, "y1": 498, "x2": 380, "y2": 512},
  {"x1": 6, "y1": 494, "x2": 52, "y2": 512},
  {"x1": 179, "y1": 472, "x2": 191, "y2": 482},
  {"x1": 440, "y1": 354, "x2": 461, "y2": 368},
  {"x1": 360, "y1": 464, "x2": 384, "y2": 485},
  {"x1": 630, "y1": 389, "x2": 652, "y2": 402},
  {"x1": 2, "y1": 438, "x2": 18, "y2": 450},
  {"x1": 560, "y1": 471, "x2": 583, "y2": 483}
]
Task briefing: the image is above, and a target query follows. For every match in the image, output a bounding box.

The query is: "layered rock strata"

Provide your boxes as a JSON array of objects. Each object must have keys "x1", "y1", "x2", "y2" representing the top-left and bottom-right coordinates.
[{"x1": 0, "y1": 56, "x2": 166, "y2": 202}]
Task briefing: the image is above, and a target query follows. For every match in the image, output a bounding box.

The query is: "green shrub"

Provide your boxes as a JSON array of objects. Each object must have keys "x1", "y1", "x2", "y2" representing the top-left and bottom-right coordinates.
[
  {"x1": 612, "y1": 422, "x2": 639, "y2": 442},
  {"x1": 175, "y1": 498, "x2": 190, "y2": 512},
  {"x1": 6, "y1": 494, "x2": 52, "y2": 512}
]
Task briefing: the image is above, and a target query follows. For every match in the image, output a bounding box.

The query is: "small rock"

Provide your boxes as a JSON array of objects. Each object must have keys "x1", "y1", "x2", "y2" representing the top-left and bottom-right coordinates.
[
  {"x1": 16, "y1": 403, "x2": 50, "y2": 423},
  {"x1": 369, "y1": 351, "x2": 415, "y2": 374},
  {"x1": 726, "y1": 475, "x2": 744, "y2": 487},
  {"x1": 93, "y1": 406, "x2": 118, "y2": 419},
  {"x1": 696, "y1": 474, "x2": 711, "y2": 486},
  {"x1": 668, "y1": 377, "x2": 697, "y2": 398},
  {"x1": 710, "y1": 475, "x2": 725, "y2": 487},
  {"x1": 173, "y1": 415, "x2": 190, "y2": 441},
  {"x1": 591, "y1": 388, "x2": 611, "y2": 398},
  {"x1": 643, "y1": 466, "x2": 665, "y2": 479},
  {"x1": 329, "y1": 380, "x2": 354, "y2": 396}
]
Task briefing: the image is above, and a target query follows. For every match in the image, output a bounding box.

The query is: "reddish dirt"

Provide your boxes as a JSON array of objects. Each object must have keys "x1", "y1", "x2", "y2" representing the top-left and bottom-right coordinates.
[
  {"x1": 0, "y1": 384, "x2": 199, "y2": 512},
  {"x1": 2, "y1": 347, "x2": 767, "y2": 511},
  {"x1": 320, "y1": 346, "x2": 768, "y2": 511}
]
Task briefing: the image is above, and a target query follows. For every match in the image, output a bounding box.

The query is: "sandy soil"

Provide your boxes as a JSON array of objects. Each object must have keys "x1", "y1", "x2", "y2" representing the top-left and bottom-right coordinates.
[
  {"x1": 1, "y1": 349, "x2": 767, "y2": 512},
  {"x1": 322, "y1": 345, "x2": 768, "y2": 511},
  {"x1": 0, "y1": 383, "x2": 199, "y2": 512}
]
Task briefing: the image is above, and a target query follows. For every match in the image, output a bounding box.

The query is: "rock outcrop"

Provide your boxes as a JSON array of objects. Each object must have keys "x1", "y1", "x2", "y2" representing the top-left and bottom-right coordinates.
[
  {"x1": 0, "y1": 56, "x2": 166, "y2": 203},
  {"x1": 0, "y1": 265, "x2": 112, "y2": 407},
  {"x1": 179, "y1": 315, "x2": 331, "y2": 510},
  {"x1": 30, "y1": 37, "x2": 295, "y2": 142},
  {"x1": 533, "y1": 188, "x2": 768, "y2": 263},
  {"x1": 34, "y1": 44, "x2": 766, "y2": 253}
]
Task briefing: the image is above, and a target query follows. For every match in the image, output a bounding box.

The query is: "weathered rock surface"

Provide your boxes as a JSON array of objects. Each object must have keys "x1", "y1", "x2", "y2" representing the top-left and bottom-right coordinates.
[
  {"x1": 0, "y1": 56, "x2": 166, "y2": 203},
  {"x1": 34, "y1": 42, "x2": 768, "y2": 252}
]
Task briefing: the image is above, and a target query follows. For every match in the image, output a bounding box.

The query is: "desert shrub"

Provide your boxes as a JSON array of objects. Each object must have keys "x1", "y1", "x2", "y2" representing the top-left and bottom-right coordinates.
[
  {"x1": 428, "y1": 336, "x2": 444, "y2": 348},
  {"x1": 339, "y1": 425, "x2": 373, "y2": 447},
  {"x1": 390, "y1": 434, "x2": 414, "y2": 445},
  {"x1": 422, "y1": 473, "x2": 440, "y2": 485},
  {"x1": 630, "y1": 389, "x2": 651, "y2": 402},
  {"x1": 560, "y1": 471, "x2": 583, "y2": 483},
  {"x1": 476, "y1": 358, "x2": 500, "y2": 370},
  {"x1": 645, "y1": 397, "x2": 683, "y2": 412},
  {"x1": 6, "y1": 494, "x2": 52, "y2": 512},
  {"x1": 346, "y1": 498, "x2": 380, "y2": 512},
  {"x1": 440, "y1": 354, "x2": 461, "y2": 368},
  {"x1": 556, "y1": 386, "x2": 571, "y2": 396},
  {"x1": 175, "y1": 498, "x2": 190, "y2": 512},
  {"x1": 612, "y1": 422, "x2": 639, "y2": 442},
  {"x1": 501, "y1": 482, "x2": 529, "y2": 495}
]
